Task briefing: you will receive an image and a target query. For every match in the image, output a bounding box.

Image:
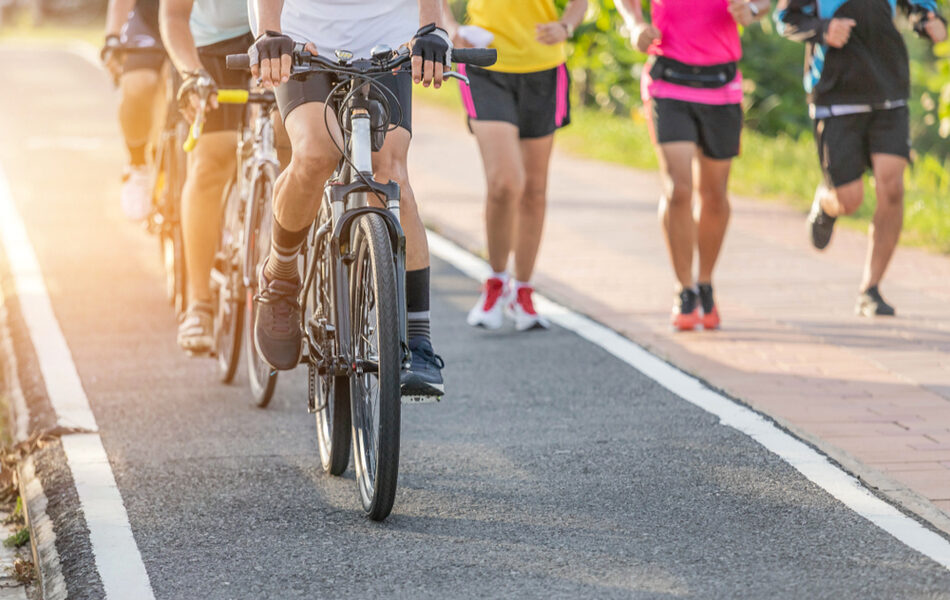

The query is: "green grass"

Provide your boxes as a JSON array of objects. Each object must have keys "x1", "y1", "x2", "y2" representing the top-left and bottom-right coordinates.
[{"x1": 417, "y1": 83, "x2": 950, "y2": 254}]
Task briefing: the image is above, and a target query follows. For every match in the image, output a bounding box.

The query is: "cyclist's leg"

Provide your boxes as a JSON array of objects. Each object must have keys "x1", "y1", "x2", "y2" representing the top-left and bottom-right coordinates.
[{"x1": 118, "y1": 69, "x2": 161, "y2": 165}]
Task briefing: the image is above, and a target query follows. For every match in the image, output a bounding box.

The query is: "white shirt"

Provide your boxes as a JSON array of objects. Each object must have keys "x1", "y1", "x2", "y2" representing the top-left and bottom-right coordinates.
[{"x1": 249, "y1": 0, "x2": 419, "y2": 60}]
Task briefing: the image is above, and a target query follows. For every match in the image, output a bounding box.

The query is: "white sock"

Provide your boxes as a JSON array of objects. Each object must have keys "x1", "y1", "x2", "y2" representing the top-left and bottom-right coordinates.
[
  {"x1": 515, "y1": 280, "x2": 531, "y2": 290},
  {"x1": 491, "y1": 271, "x2": 509, "y2": 283}
]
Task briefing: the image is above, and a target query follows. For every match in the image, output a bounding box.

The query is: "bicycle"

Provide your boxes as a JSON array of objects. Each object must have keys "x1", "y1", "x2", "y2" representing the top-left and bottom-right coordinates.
[
  {"x1": 228, "y1": 44, "x2": 496, "y2": 520},
  {"x1": 185, "y1": 85, "x2": 281, "y2": 407}
]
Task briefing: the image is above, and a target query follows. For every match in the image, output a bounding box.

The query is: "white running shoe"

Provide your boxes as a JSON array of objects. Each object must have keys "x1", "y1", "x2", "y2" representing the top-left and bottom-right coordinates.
[
  {"x1": 121, "y1": 165, "x2": 152, "y2": 222},
  {"x1": 467, "y1": 276, "x2": 511, "y2": 329},
  {"x1": 508, "y1": 284, "x2": 549, "y2": 331}
]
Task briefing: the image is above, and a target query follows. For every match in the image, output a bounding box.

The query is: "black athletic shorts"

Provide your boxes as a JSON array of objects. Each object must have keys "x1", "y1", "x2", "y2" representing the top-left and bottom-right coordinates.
[
  {"x1": 648, "y1": 97, "x2": 743, "y2": 160},
  {"x1": 194, "y1": 33, "x2": 254, "y2": 134},
  {"x1": 276, "y1": 70, "x2": 413, "y2": 133},
  {"x1": 119, "y1": 5, "x2": 165, "y2": 73},
  {"x1": 814, "y1": 106, "x2": 910, "y2": 188},
  {"x1": 459, "y1": 64, "x2": 570, "y2": 139}
]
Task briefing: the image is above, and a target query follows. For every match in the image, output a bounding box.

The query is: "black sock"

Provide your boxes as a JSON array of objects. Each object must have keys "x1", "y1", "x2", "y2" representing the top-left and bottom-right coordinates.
[
  {"x1": 265, "y1": 220, "x2": 309, "y2": 282},
  {"x1": 128, "y1": 143, "x2": 147, "y2": 167},
  {"x1": 406, "y1": 267, "x2": 431, "y2": 343}
]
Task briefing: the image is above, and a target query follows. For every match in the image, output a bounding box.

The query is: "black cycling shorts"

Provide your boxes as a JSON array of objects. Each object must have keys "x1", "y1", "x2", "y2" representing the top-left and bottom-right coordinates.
[
  {"x1": 814, "y1": 106, "x2": 910, "y2": 188},
  {"x1": 276, "y1": 70, "x2": 413, "y2": 133},
  {"x1": 119, "y1": 5, "x2": 165, "y2": 73},
  {"x1": 459, "y1": 64, "x2": 570, "y2": 139},
  {"x1": 648, "y1": 97, "x2": 743, "y2": 160},
  {"x1": 194, "y1": 33, "x2": 254, "y2": 134}
]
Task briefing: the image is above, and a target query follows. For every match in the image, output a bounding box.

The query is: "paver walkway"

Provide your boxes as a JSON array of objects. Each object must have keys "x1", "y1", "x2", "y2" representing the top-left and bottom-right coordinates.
[{"x1": 409, "y1": 100, "x2": 950, "y2": 532}]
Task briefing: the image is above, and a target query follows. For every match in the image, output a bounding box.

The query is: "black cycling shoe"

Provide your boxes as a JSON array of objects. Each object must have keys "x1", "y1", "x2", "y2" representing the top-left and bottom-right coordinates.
[
  {"x1": 856, "y1": 285, "x2": 896, "y2": 317},
  {"x1": 400, "y1": 337, "x2": 445, "y2": 402},
  {"x1": 808, "y1": 185, "x2": 837, "y2": 250},
  {"x1": 254, "y1": 265, "x2": 303, "y2": 370}
]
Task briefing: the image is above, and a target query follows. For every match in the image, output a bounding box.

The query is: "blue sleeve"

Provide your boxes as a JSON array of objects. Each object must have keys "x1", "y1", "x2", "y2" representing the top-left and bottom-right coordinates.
[{"x1": 775, "y1": 0, "x2": 827, "y2": 44}]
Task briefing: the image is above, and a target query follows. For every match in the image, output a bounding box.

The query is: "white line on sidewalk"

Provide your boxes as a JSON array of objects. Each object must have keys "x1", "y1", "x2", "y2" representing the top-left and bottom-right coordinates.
[
  {"x1": 0, "y1": 166, "x2": 156, "y2": 599},
  {"x1": 426, "y1": 230, "x2": 950, "y2": 571}
]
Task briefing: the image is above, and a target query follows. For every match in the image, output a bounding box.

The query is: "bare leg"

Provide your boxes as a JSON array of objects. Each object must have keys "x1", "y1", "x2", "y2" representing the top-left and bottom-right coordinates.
[
  {"x1": 863, "y1": 154, "x2": 907, "y2": 290},
  {"x1": 469, "y1": 121, "x2": 526, "y2": 274},
  {"x1": 695, "y1": 154, "x2": 732, "y2": 284},
  {"x1": 118, "y1": 69, "x2": 161, "y2": 161},
  {"x1": 372, "y1": 128, "x2": 428, "y2": 271},
  {"x1": 513, "y1": 134, "x2": 555, "y2": 282},
  {"x1": 657, "y1": 142, "x2": 697, "y2": 291}
]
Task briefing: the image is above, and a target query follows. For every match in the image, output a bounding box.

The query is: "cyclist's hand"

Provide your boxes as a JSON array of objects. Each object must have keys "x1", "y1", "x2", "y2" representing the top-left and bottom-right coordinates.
[
  {"x1": 632, "y1": 23, "x2": 660, "y2": 53},
  {"x1": 536, "y1": 21, "x2": 568, "y2": 45},
  {"x1": 825, "y1": 18, "x2": 856, "y2": 48},
  {"x1": 411, "y1": 23, "x2": 451, "y2": 88},
  {"x1": 924, "y1": 12, "x2": 948, "y2": 43},
  {"x1": 101, "y1": 34, "x2": 122, "y2": 81},
  {"x1": 727, "y1": 0, "x2": 755, "y2": 26},
  {"x1": 177, "y1": 69, "x2": 217, "y2": 123},
  {"x1": 249, "y1": 30, "x2": 293, "y2": 88}
]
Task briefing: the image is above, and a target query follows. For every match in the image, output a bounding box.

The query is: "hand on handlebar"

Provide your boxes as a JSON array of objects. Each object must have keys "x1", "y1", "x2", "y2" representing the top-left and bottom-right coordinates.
[
  {"x1": 177, "y1": 69, "x2": 218, "y2": 123},
  {"x1": 250, "y1": 30, "x2": 294, "y2": 88},
  {"x1": 101, "y1": 35, "x2": 122, "y2": 82},
  {"x1": 410, "y1": 23, "x2": 452, "y2": 88}
]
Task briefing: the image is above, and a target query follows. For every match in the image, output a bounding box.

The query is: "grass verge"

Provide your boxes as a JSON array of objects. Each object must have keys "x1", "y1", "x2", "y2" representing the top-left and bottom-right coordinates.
[{"x1": 416, "y1": 83, "x2": 950, "y2": 254}]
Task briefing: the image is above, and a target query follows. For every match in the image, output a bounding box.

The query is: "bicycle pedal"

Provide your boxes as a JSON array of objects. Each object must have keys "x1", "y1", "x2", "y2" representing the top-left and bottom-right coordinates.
[{"x1": 401, "y1": 394, "x2": 442, "y2": 405}]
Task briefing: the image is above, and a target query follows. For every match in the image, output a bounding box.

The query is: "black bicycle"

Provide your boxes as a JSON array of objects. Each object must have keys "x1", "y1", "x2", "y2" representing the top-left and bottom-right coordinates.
[{"x1": 228, "y1": 44, "x2": 495, "y2": 520}]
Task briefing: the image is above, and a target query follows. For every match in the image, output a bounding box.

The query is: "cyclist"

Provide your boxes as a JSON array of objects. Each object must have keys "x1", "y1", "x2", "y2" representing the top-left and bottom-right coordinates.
[
  {"x1": 160, "y1": 0, "x2": 253, "y2": 353},
  {"x1": 776, "y1": 1, "x2": 947, "y2": 317},
  {"x1": 442, "y1": 0, "x2": 587, "y2": 331},
  {"x1": 101, "y1": 0, "x2": 166, "y2": 221},
  {"x1": 248, "y1": 0, "x2": 450, "y2": 397},
  {"x1": 616, "y1": 0, "x2": 769, "y2": 332}
]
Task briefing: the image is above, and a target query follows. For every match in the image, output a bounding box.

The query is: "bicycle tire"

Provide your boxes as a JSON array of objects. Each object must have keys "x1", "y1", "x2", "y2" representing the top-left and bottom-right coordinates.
[
  {"x1": 350, "y1": 213, "x2": 401, "y2": 521},
  {"x1": 244, "y1": 164, "x2": 279, "y2": 408},
  {"x1": 158, "y1": 121, "x2": 188, "y2": 315},
  {"x1": 214, "y1": 176, "x2": 244, "y2": 383},
  {"x1": 309, "y1": 199, "x2": 351, "y2": 476}
]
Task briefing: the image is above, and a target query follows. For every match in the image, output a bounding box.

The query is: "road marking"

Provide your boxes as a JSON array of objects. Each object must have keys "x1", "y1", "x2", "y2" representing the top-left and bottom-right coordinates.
[
  {"x1": 426, "y1": 230, "x2": 950, "y2": 571},
  {"x1": 0, "y1": 166, "x2": 156, "y2": 599}
]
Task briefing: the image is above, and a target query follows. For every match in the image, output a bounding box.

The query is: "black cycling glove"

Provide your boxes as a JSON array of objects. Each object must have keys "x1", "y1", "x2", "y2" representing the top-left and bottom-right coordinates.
[
  {"x1": 248, "y1": 30, "x2": 295, "y2": 69},
  {"x1": 908, "y1": 6, "x2": 948, "y2": 39},
  {"x1": 100, "y1": 34, "x2": 120, "y2": 63},
  {"x1": 177, "y1": 69, "x2": 216, "y2": 113},
  {"x1": 411, "y1": 23, "x2": 452, "y2": 65}
]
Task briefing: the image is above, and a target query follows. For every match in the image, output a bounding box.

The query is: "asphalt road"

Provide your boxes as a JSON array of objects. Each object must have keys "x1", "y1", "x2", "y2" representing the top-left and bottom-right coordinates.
[{"x1": 3, "y1": 46, "x2": 950, "y2": 599}]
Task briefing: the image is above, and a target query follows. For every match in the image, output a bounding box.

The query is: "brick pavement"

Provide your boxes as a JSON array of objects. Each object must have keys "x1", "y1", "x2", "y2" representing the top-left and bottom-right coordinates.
[{"x1": 409, "y1": 101, "x2": 950, "y2": 532}]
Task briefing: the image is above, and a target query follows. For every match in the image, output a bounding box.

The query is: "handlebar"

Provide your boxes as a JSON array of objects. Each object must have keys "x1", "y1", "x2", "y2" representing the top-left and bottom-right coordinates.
[
  {"x1": 225, "y1": 47, "x2": 497, "y2": 74},
  {"x1": 182, "y1": 88, "x2": 276, "y2": 152}
]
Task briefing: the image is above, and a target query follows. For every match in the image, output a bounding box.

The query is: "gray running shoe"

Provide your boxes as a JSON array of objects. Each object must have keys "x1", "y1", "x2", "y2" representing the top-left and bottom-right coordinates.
[
  {"x1": 856, "y1": 286, "x2": 896, "y2": 317},
  {"x1": 253, "y1": 264, "x2": 303, "y2": 370},
  {"x1": 808, "y1": 184, "x2": 837, "y2": 250}
]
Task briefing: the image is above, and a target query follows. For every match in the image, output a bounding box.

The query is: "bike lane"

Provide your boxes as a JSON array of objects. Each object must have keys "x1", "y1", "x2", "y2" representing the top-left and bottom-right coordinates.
[{"x1": 1, "y1": 46, "x2": 950, "y2": 598}]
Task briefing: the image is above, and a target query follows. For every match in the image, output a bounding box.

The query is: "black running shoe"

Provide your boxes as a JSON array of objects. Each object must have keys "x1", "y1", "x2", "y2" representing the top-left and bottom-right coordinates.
[
  {"x1": 697, "y1": 283, "x2": 720, "y2": 330},
  {"x1": 254, "y1": 265, "x2": 303, "y2": 370},
  {"x1": 808, "y1": 184, "x2": 837, "y2": 250},
  {"x1": 400, "y1": 337, "x2": 445, "y2": 402},
  {"x1": 856, "y1": 285, "x2": 896, "y2": 317}
]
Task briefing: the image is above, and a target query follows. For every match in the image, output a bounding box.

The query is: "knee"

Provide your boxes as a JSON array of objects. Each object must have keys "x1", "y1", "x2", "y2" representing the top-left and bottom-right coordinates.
[
  {"x1": 521, "y1": 184, "x2": 547, "y2": 215},
  {"x1": 287, "y1": 145, "x2": 338, "y2": 190},
  {"x1": 486, "y1": 170, "x2": 525, "y2": 207},
  {"x1": 875, "y1": 172, "x2": 904, "y2": 206},
  {"x1": 834, "y1": 187, "x2": 864, "y2": 215},
  {"x1": 120, "y1": 70, "x2": 159, "y2": 105},
  {"x1": 666, "y1": 177, "x2": 693, "y2": 208},
  {"x1": 699, "y1": 187, "x2": 730, "y2": 216}
]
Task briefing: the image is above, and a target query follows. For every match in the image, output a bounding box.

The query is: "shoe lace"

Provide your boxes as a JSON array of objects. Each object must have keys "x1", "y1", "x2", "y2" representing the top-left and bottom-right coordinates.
[
  {"x1": 411, "y1": 343, "x2": 445, "y2": 370},
  {"x1": 677, "y1": 289, "x2": 697, "y2": 315},
  {"x1": 256, "y1": 281, "x2": 299, "y2": 335}
]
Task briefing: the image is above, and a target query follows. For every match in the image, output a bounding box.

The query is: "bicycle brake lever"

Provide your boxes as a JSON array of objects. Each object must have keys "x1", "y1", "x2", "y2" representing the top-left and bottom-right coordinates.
[{"x1": 444, "y1": 71, "x2": 469, "y2": 85}]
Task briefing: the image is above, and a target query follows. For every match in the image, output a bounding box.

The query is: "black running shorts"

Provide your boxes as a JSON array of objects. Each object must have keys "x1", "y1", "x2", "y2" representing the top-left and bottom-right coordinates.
[
  {"x1": 814, "y1": 106, "x2": 910, "y2": 188},
  {"x1": 195, "y1": 34, "x2": 254, "y2": 134},
  {"x1": 119, "y1": 4, "x2": 165, "y2": 73},
  {"x1": 648, "y1": 97, "x2": 743, "y2": 160},
  {"x1": 276, "y1": 70, "x2": 413, "y2": 133},
  {"x1": 458, "y1": 64, "x2": 571, "y2": 139}
]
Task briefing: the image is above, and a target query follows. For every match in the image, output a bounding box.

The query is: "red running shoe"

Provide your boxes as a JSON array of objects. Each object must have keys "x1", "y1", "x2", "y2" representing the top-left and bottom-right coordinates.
[
  {"x1": 698, "y1": 283, "x2": 721, "y2": 330},
  {"x1": 671, "y1": 288, "x2": 701, "y2": 331}
]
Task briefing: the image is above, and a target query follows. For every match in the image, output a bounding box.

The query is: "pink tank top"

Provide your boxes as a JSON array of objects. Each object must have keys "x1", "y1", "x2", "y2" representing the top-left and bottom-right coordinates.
[{"x1": 641, "y1": 0, "x2": 744, "y2": 105}]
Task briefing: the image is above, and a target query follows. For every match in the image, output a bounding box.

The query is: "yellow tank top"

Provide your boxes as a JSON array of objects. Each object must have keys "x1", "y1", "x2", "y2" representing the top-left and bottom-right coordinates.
[{"x1": 466, "y1": 0, "x2": 568, "y2": 73}]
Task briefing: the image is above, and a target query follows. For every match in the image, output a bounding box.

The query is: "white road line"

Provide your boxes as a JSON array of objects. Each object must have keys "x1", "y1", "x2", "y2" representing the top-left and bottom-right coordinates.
[
  {"x1": 426, "y1": 230, "x2": 950, "y2": 571},
  {"x1": 0, "y1": 166, "x2": 156, "y2": 599}
]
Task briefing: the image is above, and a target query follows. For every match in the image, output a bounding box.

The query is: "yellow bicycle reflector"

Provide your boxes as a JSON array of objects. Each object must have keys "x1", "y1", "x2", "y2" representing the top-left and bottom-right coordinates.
[{"x1": 217, "y1": 89, "x2": 250, "y2": 104}]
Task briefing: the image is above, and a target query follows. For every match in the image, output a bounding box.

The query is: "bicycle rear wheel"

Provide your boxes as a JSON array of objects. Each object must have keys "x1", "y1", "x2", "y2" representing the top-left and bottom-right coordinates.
[
  {"x1": 213, "y1": 176, "x2": 244, "y2": 383},
  {"x1": 309, "y1": 200, "x2": 351, "y2": 476},
  {"x1": 158, "y1": 121, "x2": 188, "y2": 315},
  {"x1": 350, "y1": 213, "x2": 400, "y2": 521},
  {"x1": 244, "y1": 164, "x2": 279, "y2": 407}
]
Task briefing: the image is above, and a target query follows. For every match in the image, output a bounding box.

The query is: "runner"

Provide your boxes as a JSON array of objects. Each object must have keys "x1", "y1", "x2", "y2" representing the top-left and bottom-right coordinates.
[
  {"x1": 101, "y1": 0, "x2": 166, "y2": 221},
  {"x1": 443, "y1": 0, "x2": 587, "y2": 331},
  {"x1": 776, "y1": 0, "x2": 947, "y2": 317},
  {"x1": 160, "y1": 0, "x2": 253, "y2": 353},
  {"x1": 616, "y1": 0, "x2": 769, "y2": 332},
  {"x1": 248, "y1": 0, "x2": 450, "y2": 397}
]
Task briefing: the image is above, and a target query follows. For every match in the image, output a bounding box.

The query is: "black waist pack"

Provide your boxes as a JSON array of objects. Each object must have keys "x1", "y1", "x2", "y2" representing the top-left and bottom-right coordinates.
[{"x1": 648, "y1": 55, "x2": 738, "y2": 89}]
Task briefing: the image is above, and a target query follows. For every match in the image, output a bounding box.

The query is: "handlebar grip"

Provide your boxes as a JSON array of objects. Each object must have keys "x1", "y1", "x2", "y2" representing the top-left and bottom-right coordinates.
[
  {"x1": 226, "y1": 54, "x2": 251, "y2": 71},
  {"x1": 452, "y1": 48, "x2": 497, "y2": 67},
  {"x1": 217, "y1": 89, "x2": 250, "y2": 104}
]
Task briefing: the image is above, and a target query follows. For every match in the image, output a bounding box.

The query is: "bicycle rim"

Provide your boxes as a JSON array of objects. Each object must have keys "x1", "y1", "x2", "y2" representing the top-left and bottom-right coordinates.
[
  {"x1": 214, "y1": 177, "x2": 244, "y2": 383},
  {"x1": 350, "y1": 213, "x2": 400, "y2": 520},
  {"x1": 244, "y1": 166, "x2": 278, "y2": 407}
]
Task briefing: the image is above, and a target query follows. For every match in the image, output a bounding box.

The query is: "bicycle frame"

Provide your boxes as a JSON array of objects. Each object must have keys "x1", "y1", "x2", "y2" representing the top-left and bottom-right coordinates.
[{"x1": 239, "y1": 100, "x2": 280, "y2": 288}]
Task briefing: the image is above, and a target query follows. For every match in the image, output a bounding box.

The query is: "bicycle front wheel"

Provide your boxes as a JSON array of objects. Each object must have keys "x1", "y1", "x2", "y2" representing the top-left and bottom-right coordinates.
[
  {"x1": 244, "y1": 164, "x2": 279, "y2": 408},
  {"x1": 213, "y1": 176, "x2": 244, "y2": 383},
  {"x1": 350, "y1": 213, "x2": 401, "y2": 521}
]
